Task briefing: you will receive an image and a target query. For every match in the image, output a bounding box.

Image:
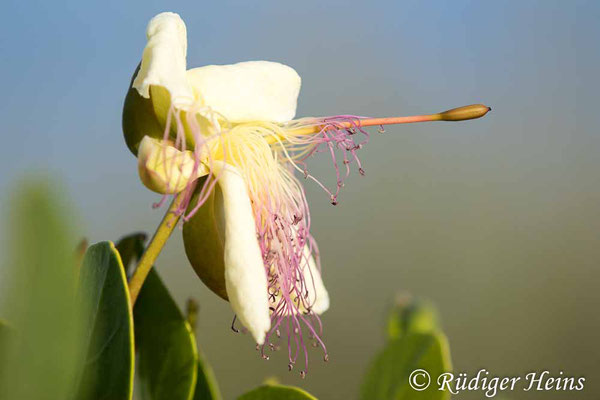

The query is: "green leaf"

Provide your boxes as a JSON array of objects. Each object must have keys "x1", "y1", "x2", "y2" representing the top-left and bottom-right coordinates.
[
  {"x1": 238, "y1": 384, "x2": 318, "y2": 400},
  {"x1": 134, "y1": 268, "x2": 199, "y2": 400},
  {"x1": 360, "y1": 333, "x2": 452, "y2": 400},
  {"x1": 115, "y1": 232, "x2": 147, "y2": 277},
  {"x1": 76, "y1": 241, "x2": 135, "y2": 400},
  {"x1": 116, "y1": 232, "x2": 222, "y2": 400},
  {"x1": 386, "y1": 294, "x2": 441, "y2": 340},
  {"x1": 185, "y1": 298, "x2": 222, "y2": 400},
  {"x1": 0, "y1": 180, "x2": 84, "y2": 400},
  {"x1": 193, "y1": 356, "x2": 223, "y2": 400}
]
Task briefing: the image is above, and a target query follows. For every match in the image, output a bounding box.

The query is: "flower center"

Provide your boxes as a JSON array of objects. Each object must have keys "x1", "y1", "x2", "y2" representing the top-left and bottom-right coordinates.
[{"x1": 153, "y1": 102, "x2": 490, "y2": 374}]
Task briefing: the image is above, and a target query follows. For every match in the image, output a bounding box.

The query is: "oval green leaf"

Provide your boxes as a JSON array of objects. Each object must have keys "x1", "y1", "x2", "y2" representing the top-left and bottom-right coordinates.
[
  {"x1": 360, "y1": 333, "x2": 452, "y2": 400},
  {"x1": 76, "y1": 241, "x2": 135, "y2": 400},
  {"x1": 134, "y1": 268, "x2": 198, "y2": 400},
  {"x1": 238, "y1": 384, "x2": 318, "y2": 400}
]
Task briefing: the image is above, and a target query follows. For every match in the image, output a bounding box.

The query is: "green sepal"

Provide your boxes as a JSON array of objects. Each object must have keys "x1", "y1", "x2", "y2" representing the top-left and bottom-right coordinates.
[
  {"x1": 122, "y1": 63, "x2": 166, "y2": 155},
  {"x1": 182, "y1": 178, "x2": 228, "y2": 300},
  {"x1": 122, "y1": 65, "x2": 200, "y2": 156}
]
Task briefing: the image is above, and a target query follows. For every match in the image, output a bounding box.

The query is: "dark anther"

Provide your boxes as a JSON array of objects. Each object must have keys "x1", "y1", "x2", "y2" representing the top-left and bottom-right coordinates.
[
  {"x1": 231, "y1": 316, "x2": 239, "y2": 333},
  {"x1": 288, "y1": 363, "x2": 294, "y2": 371},
  {"x1": 359, "y1": 168, "x2": 365, "y2": 176},
  {"x1": 300, "y1": 371, "x2": 306, "y2": 379}
]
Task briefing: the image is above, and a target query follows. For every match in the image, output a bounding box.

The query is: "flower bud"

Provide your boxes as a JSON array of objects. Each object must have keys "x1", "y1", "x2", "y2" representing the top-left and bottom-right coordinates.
[{"x1": 137, "y1": 136, "x2": 200, "y2": 194}]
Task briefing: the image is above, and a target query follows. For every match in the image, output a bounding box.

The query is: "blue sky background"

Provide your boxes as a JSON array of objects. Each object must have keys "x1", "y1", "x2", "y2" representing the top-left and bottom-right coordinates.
[{"x1": 1, "y1": 1, "x2": 599, "y2": 399}]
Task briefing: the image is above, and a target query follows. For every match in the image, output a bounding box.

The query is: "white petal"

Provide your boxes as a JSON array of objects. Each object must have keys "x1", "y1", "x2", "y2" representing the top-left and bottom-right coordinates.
[
  {"x1": 137, "y1": 136, "x2": 204, "y2": 194},
  {"x1": 216, "y1": 163, "x2": 270, "y2": 344},
  {"x1": 302, "y1": 245, "x2": 330, "y2": 315},
  {"x1": 132, "y1": 12, "x2": 194, "y2": 107},
  {"x1": 187, "y1": 61, "x2": 301, "y2": 123}
]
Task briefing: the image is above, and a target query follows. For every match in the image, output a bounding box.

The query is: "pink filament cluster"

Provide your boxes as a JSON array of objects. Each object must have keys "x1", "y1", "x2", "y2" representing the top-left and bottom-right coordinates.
[
  {"x1": 283, "y1": 115, "x2": 374, "y2": 205},
  {"x1": 254, "y1": 177, "x2": 327, "y2": 376},
  {"x1": 152, "y1": 108, "x2": 374, "y2": 375}
]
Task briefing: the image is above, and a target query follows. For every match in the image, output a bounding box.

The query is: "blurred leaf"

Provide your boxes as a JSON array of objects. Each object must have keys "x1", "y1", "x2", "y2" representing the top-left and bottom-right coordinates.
[
  {"x1": 0, "y1": 318, "x2": 11, "y2": 341},
  {"x1": 76, "y1": 241, "x2": 134, "y2": 400},
  {"x1": 134, "y1": 268, "x2": 199, "y2": 400},
  {"x1": 0, "y1": 319, "x2": 13, "y2": 379},
  {"x1": 387, "y1": 294, "x2": 441, "y2": 340},
  {"x1": 116, "y1": 232, "x2": 147, "y2": 277},
  {"x1": 238, "y1": 384, "x2": 318, "y2": 400},
  {"x1": 0, "y1": 180, "x2": 84, "y2": 400},
  {"x1": 360, "y1": 333, "x2": 452, "y2": 400},
  {"x1": 75, "y1": 238, "x2": 89, "y2": 267}
]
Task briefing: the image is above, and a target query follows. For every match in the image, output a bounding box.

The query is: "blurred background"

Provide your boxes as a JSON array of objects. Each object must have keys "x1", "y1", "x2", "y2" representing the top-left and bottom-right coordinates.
[{"x1": 1, "y1": 0, "x2": 598, "y2": 399}]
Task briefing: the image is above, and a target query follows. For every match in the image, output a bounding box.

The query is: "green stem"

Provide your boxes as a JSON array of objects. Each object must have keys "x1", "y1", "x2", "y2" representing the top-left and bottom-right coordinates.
[{"x1": 128, "y1": 193, "x2": 184, "y2": 305}]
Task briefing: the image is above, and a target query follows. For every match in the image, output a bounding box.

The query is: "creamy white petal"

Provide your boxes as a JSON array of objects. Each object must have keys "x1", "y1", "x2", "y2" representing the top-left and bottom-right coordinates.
[
  {"x1": 302, "y1": 245, "x2": 330, "y2": 315},
  {"x1": 137, "y1": 136, "x2": 204, "y2": 194},
  {"x1": 187, "y1": 61, "x2": 301, "y2": 123},
  {"x1": 132, "y1": 12, "x2": 194, "y2": 107},
  {"x1": 216, "y1": 163, "x2": 270, "y2": 344}
]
